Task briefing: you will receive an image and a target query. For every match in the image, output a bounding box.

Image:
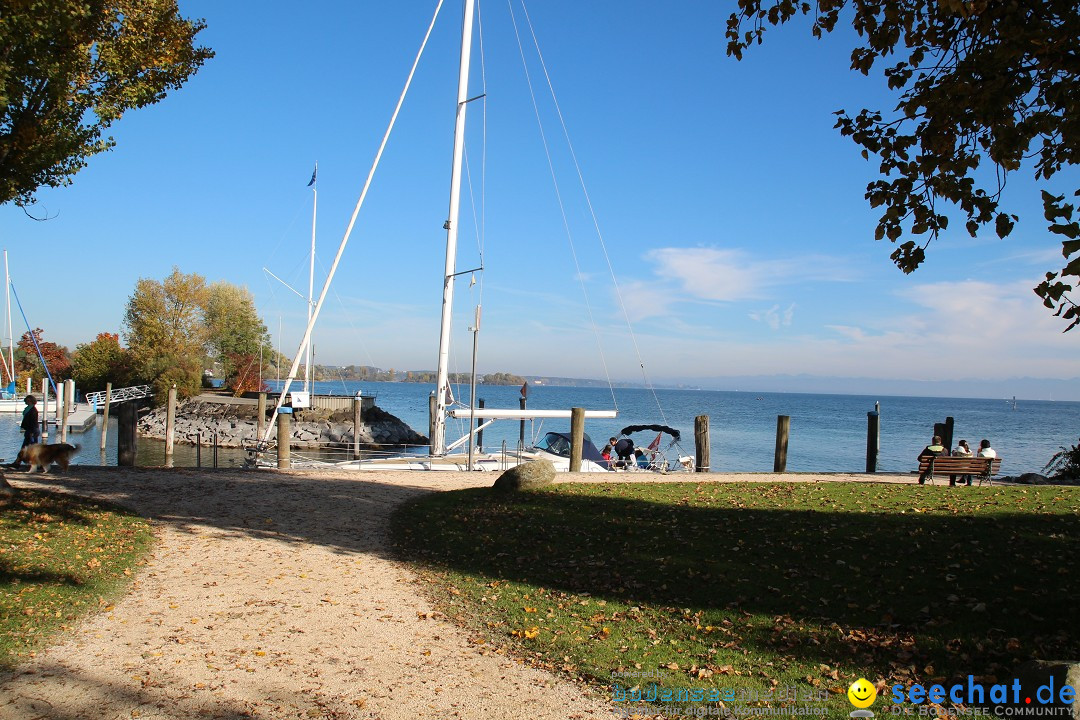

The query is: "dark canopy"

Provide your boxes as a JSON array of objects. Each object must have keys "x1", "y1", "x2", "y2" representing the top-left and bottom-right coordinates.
[
  {"x1": 539, "y1": 432, "x2": 607, "y2": 464},
  {"x1": 619, "y1": 424, "x2": 681, "y2": 442}
]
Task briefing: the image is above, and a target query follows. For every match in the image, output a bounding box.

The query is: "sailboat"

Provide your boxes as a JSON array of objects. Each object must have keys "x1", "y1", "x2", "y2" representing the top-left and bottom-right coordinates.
[
  {"x1": 250, "y1": 0, "x2": 618, "y2": 472},
  {"x1": 0, "y1": 250, "x2": 24, "y2": 412}
]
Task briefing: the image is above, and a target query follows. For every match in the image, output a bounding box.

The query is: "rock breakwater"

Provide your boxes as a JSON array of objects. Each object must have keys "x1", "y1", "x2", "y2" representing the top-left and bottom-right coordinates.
[{"x1": 138, "y1": 399, "x2": 428, "y2": 450}]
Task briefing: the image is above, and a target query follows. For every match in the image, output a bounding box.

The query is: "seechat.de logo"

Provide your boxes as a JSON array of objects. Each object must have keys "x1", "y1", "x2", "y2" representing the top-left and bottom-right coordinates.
[{"x1": 891, "y1": 675, "x2": 1076, "y2": 709}]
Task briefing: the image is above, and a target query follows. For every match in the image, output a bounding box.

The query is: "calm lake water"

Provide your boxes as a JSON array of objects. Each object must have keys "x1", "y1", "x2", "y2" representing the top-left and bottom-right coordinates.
[{"x1": 3, "y1": 381, "x2": 1077, "y2": 476}]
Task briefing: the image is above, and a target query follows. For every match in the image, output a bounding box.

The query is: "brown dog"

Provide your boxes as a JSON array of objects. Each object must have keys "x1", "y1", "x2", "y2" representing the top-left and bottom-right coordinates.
[{"x1": 17, "y1": 443, "x2": 79, "y2": 473}]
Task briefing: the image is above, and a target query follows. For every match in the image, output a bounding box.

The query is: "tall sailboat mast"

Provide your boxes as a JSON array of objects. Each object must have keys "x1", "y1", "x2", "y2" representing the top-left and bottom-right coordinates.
[
  {"x1": 3, "y1": 250, "x2": 14, "y2": 386},
  {"x1": 306, "y1": 162, "x2": 317, "y2": 395},
  {"x1": 432, "y1": 0, "x2": 478, "y2": 456}
]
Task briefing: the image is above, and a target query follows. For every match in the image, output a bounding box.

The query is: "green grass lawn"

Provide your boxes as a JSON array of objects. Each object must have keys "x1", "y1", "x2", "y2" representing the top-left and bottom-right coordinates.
[
  {"x1": 0, "y1": 488, "x2": 153, "y2": 669},
  {"x1": 392, "y1": 481, "x2": 1080, "y2": 718}
]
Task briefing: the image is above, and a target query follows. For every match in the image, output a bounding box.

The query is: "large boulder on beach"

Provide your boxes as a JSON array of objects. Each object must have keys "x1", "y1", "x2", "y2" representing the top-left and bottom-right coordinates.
[
  {"x1": 1002, "y1": 472, "x2": 1080, "y2": 486},
  {"x1": 1009, "y1": 473, "x2": 1051, "y2": 484},
  {"x1": 493, "y1": 459, "x2": 556, "y2": 491}
]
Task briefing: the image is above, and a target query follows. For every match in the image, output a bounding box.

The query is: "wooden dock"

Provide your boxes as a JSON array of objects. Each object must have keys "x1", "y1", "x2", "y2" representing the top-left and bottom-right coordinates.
[{"x1": 49, "y1": 403, "x2": 99, "y2": 434}]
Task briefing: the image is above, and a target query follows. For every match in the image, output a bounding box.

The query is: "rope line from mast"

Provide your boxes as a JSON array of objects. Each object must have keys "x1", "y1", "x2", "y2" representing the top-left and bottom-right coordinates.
[
  {"x1": 515, "y1": 0, "x2": 669, "y2": 424},
  {"x1": 507, "y1": 0, "x2": 621, "y2": 415}
]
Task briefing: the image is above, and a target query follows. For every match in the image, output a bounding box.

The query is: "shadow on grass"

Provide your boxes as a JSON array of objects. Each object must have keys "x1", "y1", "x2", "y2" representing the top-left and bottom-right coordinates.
[
  {"x1": 0, "y1": 487, "x2": 126, "y2": 527},
  {"x1": 391, "y1": 484, "x2": 1080, "y2": 682},
  {"x1": 0, "y1": 561, "x2": 85, "y2": 588}
]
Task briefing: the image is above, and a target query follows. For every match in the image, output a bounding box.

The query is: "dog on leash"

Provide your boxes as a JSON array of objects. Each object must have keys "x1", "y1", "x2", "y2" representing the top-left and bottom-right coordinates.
[{"x1": 16, "y1": 443, "x2": 80, "y2": 473}]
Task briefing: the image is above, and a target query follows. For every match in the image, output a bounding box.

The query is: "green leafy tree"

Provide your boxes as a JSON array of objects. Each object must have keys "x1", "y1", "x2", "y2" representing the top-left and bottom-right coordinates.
[
  {"x1": 71, "y1": 332, "x2": 133, "y2": 393},
  {"x1": 122, "y1": 267, "x2": 207, "y2": 401},
  {"x1": 482, "y1": 372, "x2": 527, "y2": 386},
  {"x1": 203, "y1": 281, "x2": 271, "y2": 394},
  {"x1": 0, "y1": 0, "x2": 213, "y2": 207},
  {"x1": 726, "y1": 0, "x2": 1080, "y2": 330}
]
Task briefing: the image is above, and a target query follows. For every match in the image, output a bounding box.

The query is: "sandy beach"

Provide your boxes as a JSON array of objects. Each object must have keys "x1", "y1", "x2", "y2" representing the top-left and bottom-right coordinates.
[{"x1": 0, "y1": 466, "x2": 911, "y2": 719}]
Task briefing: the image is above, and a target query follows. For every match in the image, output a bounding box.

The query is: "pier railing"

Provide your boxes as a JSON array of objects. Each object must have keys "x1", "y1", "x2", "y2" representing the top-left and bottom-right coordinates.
[{"x1": 85, "y1": 384, "x2": 152, "y2": 408}]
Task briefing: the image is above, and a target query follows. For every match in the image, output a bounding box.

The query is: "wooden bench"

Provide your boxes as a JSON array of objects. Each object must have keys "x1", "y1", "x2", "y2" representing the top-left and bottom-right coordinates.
[{"x1": 917, "y1": 455, "x2": 1002, "y2": 485}]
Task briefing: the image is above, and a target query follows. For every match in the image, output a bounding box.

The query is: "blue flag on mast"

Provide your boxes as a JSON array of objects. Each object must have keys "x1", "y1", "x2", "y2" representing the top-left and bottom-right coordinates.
[{"x1": 307, "y1": 163, "x2": 317, "y2": 187}]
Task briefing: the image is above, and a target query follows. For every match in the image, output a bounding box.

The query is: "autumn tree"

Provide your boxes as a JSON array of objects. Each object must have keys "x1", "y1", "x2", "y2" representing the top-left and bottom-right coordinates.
[
  {"x1": 72, "y1": 332, "x2": 133, "y2": 393},
  {"x1": 123, "y1": 267, "x2": 208, "y2": 400},
  {"x1": 726, "y1": 0, "x2": 1080, "y2": 330},
  {"x1": 226, "y1": 353, "x2": 268, "y2": 395},
  {"x1": 15, "y1": 327, "x2": 71, "y2": 389},
  {"x1": 0, "y1": 0, "x2": 213, "y2": 207},
  {"x1": 203, "y1": 281, "x2": 272, "y2": 395}
]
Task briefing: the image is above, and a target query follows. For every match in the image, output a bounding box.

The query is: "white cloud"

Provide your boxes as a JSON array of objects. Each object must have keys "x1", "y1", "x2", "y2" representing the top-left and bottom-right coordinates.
[
  {"x1": 647, "y1": 248, "x2": 764, "y2": 301},
  {"x1": 587, "y1": 279, "x2": 1077, "y2": 383},
  {"x1": 749, "y1": 303, "x2": 796, "y2": 330},
  {"x1": 616, "y1": 280, "x2": 676, "y2": 320},
  {"x1": 643, "y1": 247, "x2": 858, "y2": 305}
]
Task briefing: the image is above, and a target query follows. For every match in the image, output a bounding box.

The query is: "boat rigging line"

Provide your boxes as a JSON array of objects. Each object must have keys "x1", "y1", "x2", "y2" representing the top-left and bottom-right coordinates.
[
  {"x1": 9, "y1": 280, "x2": 59, "y2": 397},
  {"x1": 507, "y1": 0, "x2": 668, "y2": 424}
]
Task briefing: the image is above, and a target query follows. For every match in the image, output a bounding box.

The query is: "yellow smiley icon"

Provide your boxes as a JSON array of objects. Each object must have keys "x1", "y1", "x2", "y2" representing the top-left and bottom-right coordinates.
[{"x1": 848, "y1": 678, "x2": 877, "y2": 709}]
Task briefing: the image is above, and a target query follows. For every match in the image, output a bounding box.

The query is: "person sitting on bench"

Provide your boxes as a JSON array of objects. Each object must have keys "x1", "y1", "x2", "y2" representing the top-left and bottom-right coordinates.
[
  {"x1": 917, "y1": 435, "x2": 948, "y2": 485},
  {"x1": 953, "y1": 439, "x2": 973, "y2": 486}
]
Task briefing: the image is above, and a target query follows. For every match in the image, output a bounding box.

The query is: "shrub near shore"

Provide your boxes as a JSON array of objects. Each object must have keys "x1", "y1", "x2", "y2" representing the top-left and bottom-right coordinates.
[{"x1": 393, "y1": 481, "x2": 1080, "y2": 717}]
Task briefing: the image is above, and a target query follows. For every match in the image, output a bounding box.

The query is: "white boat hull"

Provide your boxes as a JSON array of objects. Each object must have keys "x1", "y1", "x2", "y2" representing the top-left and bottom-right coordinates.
[
  {"x1": 334, "y1": 448, "x2": 610, "y2": 473},
  {"x1": 0, "y1": 397, "x2": 23, "y2": 413}
]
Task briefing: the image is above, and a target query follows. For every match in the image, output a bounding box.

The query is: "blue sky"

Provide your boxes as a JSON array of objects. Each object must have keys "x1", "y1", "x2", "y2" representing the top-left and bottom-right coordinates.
[{"x1": 1, "y1": 0, "x2": 1077, "y2": 400}]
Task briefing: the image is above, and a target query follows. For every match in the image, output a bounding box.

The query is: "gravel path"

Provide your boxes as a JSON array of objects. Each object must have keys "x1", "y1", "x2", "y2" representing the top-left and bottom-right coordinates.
[{"x1": 0, "y1": 467, "x2": 910, "y2": 719}]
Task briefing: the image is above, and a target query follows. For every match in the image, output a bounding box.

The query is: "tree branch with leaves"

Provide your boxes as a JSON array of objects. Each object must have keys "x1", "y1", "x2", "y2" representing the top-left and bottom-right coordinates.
[
  {"x1": 0, "y1": 0, "x2": 213, "y2": 207},
  {"x1": 726, "y1": 0, "x2": 1080, "y2": 330}
]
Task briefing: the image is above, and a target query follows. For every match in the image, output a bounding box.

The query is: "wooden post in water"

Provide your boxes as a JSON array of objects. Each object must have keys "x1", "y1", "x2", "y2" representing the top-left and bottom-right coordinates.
[
  {"x1": 943, "y1": 416, "x2": 955, "y2": 451},
  {"x1": 40, "y1": 378, "x2": 49, "y2": 442},
  {"x1": 943, "y1": 415, "x2": 956, "y2": 483},
  {"x1": 257, "y1": 392, "x2": 266, "y2": 444},
  {"x1": 866, "y1": 407, "x2": 880, "y2": 473},
  {"x1": 352, "y1": 396, "x2": 362, "y2": 460},
  {"x1": 58, "y1": 391, "x2": 67, "y2": 444},
  {"x1": 277, "y1": 409, "x2": 292, "y2": 469},
  {"x1": 117, "y1": 402, "x2": 137, "y2": 466},
  {"x1": 694, "y1": 415, "x2": 710, "y2": 472},
  {"x1": 519, "y1": 396, "x2": 527, "y2": 451},
  {"x1": 428, "y1": 394, "x2": 437, "y2": 456},
  {"x1": 569, "y1": 407, "x2": 585, "y2": 472},
  {"x1": 774, "y1": 415, "x2": 790, "y2": 473},
  {"x1": 476, "y1": 398, "x2": 484, "y2": 452},
  {"x1": 64, "y1": 379, "x2": 75, "y2": 422},
  {"x1": 100, "y1": 382, "x2": 112, "y2": 454},
  {"x1": 933, "y1": 422, "x2": 947, "y2": 445},
  {"x1": 63, "y1": 379, "x2": 75, "y2": 440},
  {"x1": 165, "y1": 385, "x2": 177, "y2": 467}
]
